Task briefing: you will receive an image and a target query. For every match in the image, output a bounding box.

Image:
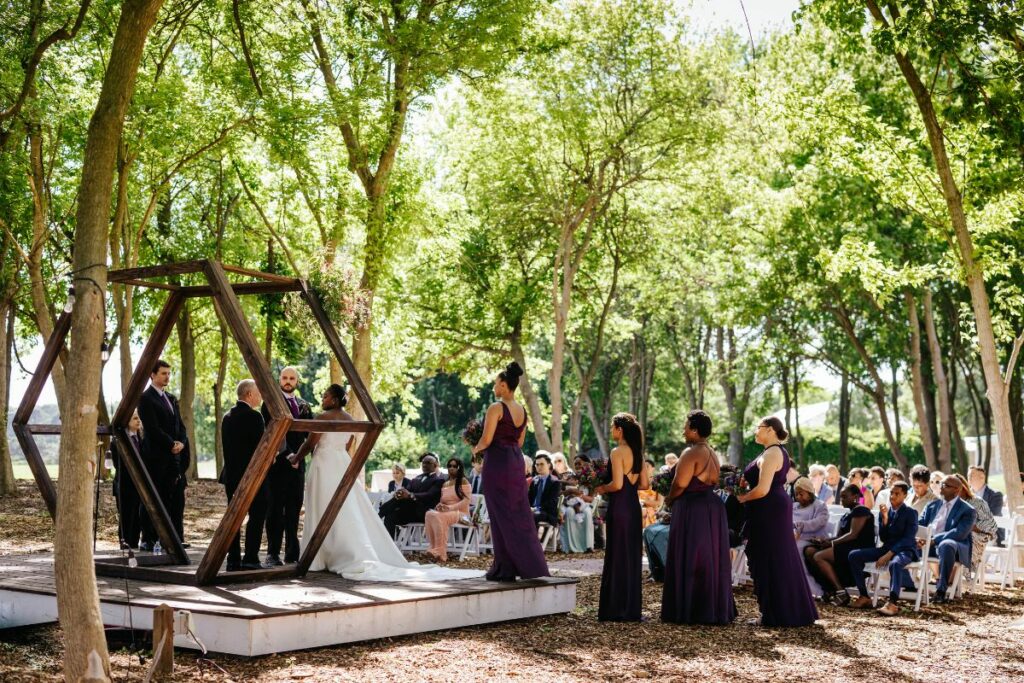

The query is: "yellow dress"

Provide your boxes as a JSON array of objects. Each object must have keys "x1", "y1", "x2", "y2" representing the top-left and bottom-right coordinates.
[{"x1": 639, "y1": 489, "x2": 660, "y2": 528}]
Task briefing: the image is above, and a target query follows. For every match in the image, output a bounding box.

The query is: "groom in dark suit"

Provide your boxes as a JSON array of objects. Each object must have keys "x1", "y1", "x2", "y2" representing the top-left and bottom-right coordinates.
[
  {"x1": 260, "y1": 366, "x2": 313, "y2": 566},
  {"x1": 137, "y1": 359, "x2": 190, "y2": 550},
  {"x1": 220, "y1": 379, "x2": 268, "y2": 570}
]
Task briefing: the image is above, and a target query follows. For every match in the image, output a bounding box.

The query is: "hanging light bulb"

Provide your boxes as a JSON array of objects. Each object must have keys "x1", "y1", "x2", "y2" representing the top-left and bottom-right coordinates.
[
  {"x1": 63, "y1": 283, "x2": 76, "y2": 314},
  {"x1": 100, "y1": 335, "x2": 110, "y2": 362}
]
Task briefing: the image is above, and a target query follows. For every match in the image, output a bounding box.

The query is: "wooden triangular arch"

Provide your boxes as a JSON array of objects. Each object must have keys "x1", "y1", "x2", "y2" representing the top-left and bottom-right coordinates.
[{"x1": 12, "y1": 260, "x2": 384, "y2": 586}]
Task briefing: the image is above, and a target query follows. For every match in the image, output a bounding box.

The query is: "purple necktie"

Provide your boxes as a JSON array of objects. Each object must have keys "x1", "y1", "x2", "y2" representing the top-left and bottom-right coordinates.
[
  {"x1": 161, "y1": 392, "x2": 173, "y2": 413},
  {"x1": 286, "y1": 396, "x2": 299, "y2": 418}
]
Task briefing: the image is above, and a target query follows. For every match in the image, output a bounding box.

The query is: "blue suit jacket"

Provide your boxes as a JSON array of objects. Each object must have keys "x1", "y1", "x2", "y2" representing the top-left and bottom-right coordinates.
[
  {"x1": 919, "y1": 498, "x2": 977, "y2": 564},
  {"x1": 981, "y1": 486, "x2": 1004, "y2": 518},
  {"x1": 878, "y1": 504, "x2": 920, "y2": 557}
]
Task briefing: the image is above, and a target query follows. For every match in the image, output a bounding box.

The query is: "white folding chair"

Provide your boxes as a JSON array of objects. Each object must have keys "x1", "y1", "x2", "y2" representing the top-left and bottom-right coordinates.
[
  {"x1": 366, "y1": 491, "x2": 385, "y2": 511},
  {"x1": 826, "y1": 511, "x2": 845, "y2": 537},
  {"x1": 447, "y1": 494, "x2": 486, "y2": 561},
  {"x1": 731, "y1": 544, "x2": 750, "y2": 586},
  {"x1": 976, "y1": 515, "x2": 1017, "y2": 589},
  {"x1": 864, "y1": 525, "x2": 932, "y2": 611}
]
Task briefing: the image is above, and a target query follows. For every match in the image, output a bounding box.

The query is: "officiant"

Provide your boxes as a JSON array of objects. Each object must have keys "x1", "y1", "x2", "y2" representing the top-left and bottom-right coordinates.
[
  {"x1": 260, "y1": 366, "x2": 313, "y2": 566},
  {"x1": 220, "y1": 379, "x2": 269, "y2": 571}
]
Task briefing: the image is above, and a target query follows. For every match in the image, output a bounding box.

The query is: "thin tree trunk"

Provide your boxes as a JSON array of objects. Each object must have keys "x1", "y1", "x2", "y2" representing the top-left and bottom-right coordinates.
[
  {"x1": 55, "y1": 2, "x2": 164, "y2": 678},
  {"x1": 793, "y1": 356, "x2": 804, "y2": 469},
  {"x1": 213, "y1": 312, "x2": 228, "y2": 479},
  {"x1": 1010, "y1": 369, "x2": 1024, "y2": 472},
  {"x1": 891, "y1": 363, "x2": 901, "y2": 450},
  {"x1": 867, "y1": 0, "x2": 1022, "y2": 508},
  {"x1": 905, "y1": 291, "x2": 937, "y2": 468},
  {"x1": 177, "y1": 302, "x2": 198, "y2": 480},
  {"x1": 923, "y1": 290, "x2": 952, "y2": 471},
  {"x1": 264, "y1": 238, "x2": 273, "y2": 362},
  {"x1": 510, "y1": 330, "x2": 553, "y2": 451},
  {"x1": 0, "y1": 298, "x2": 16, "y2": 495},
  {"x1": 839, "y1": 371, "x2": 850, "y2": 473}
]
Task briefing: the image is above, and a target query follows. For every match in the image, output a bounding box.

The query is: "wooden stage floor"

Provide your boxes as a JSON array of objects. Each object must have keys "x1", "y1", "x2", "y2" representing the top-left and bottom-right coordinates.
[{"x1": 0, "y1": 551, "x2": 578, "y2": 656}]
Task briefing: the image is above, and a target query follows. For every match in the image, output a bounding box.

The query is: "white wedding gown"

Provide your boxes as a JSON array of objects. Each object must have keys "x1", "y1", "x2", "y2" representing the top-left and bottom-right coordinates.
[{"x1": 301, "y1": 431, "x2": 485, "y2": 582}]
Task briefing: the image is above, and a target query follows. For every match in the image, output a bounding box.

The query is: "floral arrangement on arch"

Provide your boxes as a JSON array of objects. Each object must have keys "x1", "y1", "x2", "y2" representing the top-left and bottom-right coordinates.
[{"x1": 286, "y1": 250, "x2": 371, "y2": 337}]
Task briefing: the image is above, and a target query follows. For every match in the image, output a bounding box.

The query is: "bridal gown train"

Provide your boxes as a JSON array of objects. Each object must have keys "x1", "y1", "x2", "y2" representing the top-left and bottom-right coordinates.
[{"x1": 301, "y1": 431, "x2": 485, "y2": 582}]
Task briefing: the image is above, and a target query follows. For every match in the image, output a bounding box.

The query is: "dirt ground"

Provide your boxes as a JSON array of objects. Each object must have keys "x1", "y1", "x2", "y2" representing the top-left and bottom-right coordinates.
[{"x1": 1, "y1": 479, "x2": 1023, "y2": 682}]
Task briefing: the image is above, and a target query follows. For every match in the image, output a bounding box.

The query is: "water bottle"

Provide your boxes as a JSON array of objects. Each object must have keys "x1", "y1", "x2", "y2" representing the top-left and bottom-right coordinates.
[{"x1": 153, "y1": 541, "x2": 162, "y2": 555}]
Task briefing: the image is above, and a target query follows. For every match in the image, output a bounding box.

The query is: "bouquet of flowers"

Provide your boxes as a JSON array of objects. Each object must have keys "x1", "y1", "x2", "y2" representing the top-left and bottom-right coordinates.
[
  {"x1": 718, "y1": 466, "x2": 746, "y2": 495},
  {"x1": 651, "y1": 469, "x2": 674, "y2": 497},
  {"x1": 576, "y1": 459, "x2": 610, "y2": 491},
  {"x1": 461, "y1": 418, "x2": 483, "y2": 447}
]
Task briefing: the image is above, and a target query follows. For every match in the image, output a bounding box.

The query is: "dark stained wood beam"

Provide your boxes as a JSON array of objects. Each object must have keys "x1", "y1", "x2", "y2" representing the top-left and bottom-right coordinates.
[
  {"x1": 108, "y1": 260, "x2": 208, "y2": 283},
  {"x1": 112, "y1": 278, "x2": 181, "y2": 291},
  {"x1": 12, "y1": 424, "x2": 56, "y2": 518},
  {"x1": 221, "y1": 263, "x2": 297, "y2": 283},
  {"x1": 24, "y1": 424, "x2": 111, "y2": 435},
  {"x1": 180, "y1": 280, "x2": 303, "y2": 298},
  {"x1": 195, "y1": 417, "x2": 291, "y2": 585},
  {"x1": 12, "y1": 311, "x2": 71, "y2": 425}
]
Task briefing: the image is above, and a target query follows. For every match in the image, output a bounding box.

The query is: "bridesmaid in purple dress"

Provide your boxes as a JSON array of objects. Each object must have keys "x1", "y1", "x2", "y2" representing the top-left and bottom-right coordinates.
[
  {"x1": 737, "y1": 417, "x2": 818, "y2": 627},
  {"x1": 593, "y1": 413, "x2": 650, "y2": 621},
  {"x1": 472, "y1": 362, "x2": 550, "y2": 582},
  {"x1": 661, "y1": 410, "x2": 736, "y2": 624}
]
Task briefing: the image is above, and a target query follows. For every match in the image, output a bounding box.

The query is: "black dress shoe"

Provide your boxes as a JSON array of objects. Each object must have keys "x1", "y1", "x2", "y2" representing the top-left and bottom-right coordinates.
[
  {"x1": 240, "y1": 560, "x2": 263, "y2": 570},
  {"x1": 226, "y1": 562, "x2": 242, "y2": 572},
  {"x1": 181, "y1": 542, "x2": 191, "y2": 549},
  {"x1": 932, "y1": 590, "x2": 948, "y2": 604},
  {"x1": 265, "y1": 555, "x2": 284, "y2": 567}
]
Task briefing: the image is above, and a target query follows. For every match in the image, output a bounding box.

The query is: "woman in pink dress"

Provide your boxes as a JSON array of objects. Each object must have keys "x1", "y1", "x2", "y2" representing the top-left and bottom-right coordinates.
[{"x1": 425, "y1": 458, "x2": 473, "y2": 561}]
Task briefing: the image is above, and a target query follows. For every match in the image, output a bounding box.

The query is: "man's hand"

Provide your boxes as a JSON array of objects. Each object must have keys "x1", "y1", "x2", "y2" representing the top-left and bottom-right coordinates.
[
  {"x1": 171, "y1": 441, "x2": 184, "y2": 455},
  {"x1": 879, "y1": 504, "x2": 889, "y2": 526},
  {"x1": 875, "y1": 551, "x2": 893, "y2": 569},
  {"x1": 916, "y1": 538, "x2": 926, "y2": 549}
]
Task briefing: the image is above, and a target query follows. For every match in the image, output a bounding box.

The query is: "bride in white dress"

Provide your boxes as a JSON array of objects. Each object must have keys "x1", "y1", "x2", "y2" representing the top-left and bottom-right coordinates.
[{"x1": 289, "y1": 384, "x2": 484, "y2": 582}]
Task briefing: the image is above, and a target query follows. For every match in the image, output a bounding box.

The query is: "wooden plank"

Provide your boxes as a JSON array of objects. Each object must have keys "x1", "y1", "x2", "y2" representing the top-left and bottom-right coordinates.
[
  {"x1": 113, "y1": 278, "x2": 181, "y2": 291},
  {"x1": 108, "y1": 260, "x2": 207, "y2": 283},
  {"x1": 12, "y1": 424, "x2": 56, "y2": 518},
  {"x1": 288, "y1": 419, "x2": 377, "y2": 433},
  {"x1": 208, "y1": 564, "x2": 297, "y2": 585},
  {"x1": 94, "y1": 561, "x2": 198, "y2": 586},
  {"x1": 299, "y1": 283, "x2": 383, "y2": 425},
  {"x1": 180, "y1": 281, "x2": 303, "y2": 298},
  {"x1": 202, "y1": 260, "x2": 288, "y2": 421},
  {"x1": 151, "y1": 605, "x2": 175, "y2": 677},
  {"x1": 12, "y1": 311, "x2": 71, "y2": 425},
  {"x1": 220, "y1": 263, "x2": 297, "y2": 283},
  {"x1": 108, "y1": 293, "x2": 190, "y2": 564},
  {"x1": 194, "y1": 417, "x2": 292, "y2": 585},
  {"x1": 25, "y1": 424, "x2": 111, "y2": 435},
  {"x1": 296, "y1": 420, "x2": 383, "y2": 575}
]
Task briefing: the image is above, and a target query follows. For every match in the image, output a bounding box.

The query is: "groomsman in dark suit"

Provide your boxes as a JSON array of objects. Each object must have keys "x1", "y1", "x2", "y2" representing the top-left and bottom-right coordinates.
[
  {"x1": 260, "y1": 366, "x2": 313, "y2": 566},
  {"x1": 137, "y1": 359, "x2": 190, "y2": 550},
  {"x1": 113, "y1": 410, "x2": 145, "y2": 549},
  {"x1": 220, "y1": 379, "x2": 268, "y2": 571},
  {"x1": 529, "y1": 453, "x2": 560, "y2": 526}
]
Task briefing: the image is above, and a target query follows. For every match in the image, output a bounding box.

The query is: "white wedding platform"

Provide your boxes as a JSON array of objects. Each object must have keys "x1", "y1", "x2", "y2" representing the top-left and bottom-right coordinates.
[{"x1": 0, "y1": 550, "x2": 577, "y2": 656}]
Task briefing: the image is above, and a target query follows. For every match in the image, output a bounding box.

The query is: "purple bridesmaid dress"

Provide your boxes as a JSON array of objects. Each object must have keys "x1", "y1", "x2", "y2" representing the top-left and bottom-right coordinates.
[
  {"x1": 743, "y1": 446, "x2": 819, "y2": 626},
  {"x1": 598, "y1": 472, "x2": 642, "y2": 621},
  {"x1": 660, "y1": 475, "x2": 737, "y2": 624},
  {"x1": 481, "y1": 403, "x2": 550, "y2": 581}
]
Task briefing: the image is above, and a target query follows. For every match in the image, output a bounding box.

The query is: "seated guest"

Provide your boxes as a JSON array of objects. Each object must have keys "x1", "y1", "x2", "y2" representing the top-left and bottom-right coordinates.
[
  {"x1": 378, "y1": 452, "x2": 446, "y2": 536},
  {"x1": 388, "y1": 463, "x2": 411, "y2": 493},
  {"x1": 929, "y1": 470, "x2": 946, "y2": 498},
  {"x1": 969, "y1": 465, "x2": 1004, "y2": 545},
  {"x1": 954, "y1": 473, "x2": 998, "y2": 577},
  {"x1": 825, "y1": 464, "x2": 846, "y2": 501},
  {"x1": 793, "y1": 477, "x2": 830, "y2": 596},
  {"x1": 886, "y1": 467, "x2": 906, "y2": 488},
  {"x1": 918, "y1": 475, "x2": 977, "y2": 603},
  {"x1": 639, "y1": 458, "x2": 661, "y2": 528},
  {"x1": 867, "y1": 466, "x2": 889, "y2": 510},
  {"x1": 468, "y1": 454, "x2": 484, "y2": 495},
  {"x1": 560, "y1": 455, "x2": 595, "y2": 553},
  {"x1": 523, "y1": 454, "x2": 534, "y2": 479},
  {"x1": 809, "y1": 464, "x2": 834, "y2": 504},
  {"x1": 424, "y1": 458, "x2": 472, "y2": 562},
  {"x1": 664, "y1": 453, "x2": 679, "y2": 471},
  {"x1": 717, "y1": 465, "x2": 746, "y2": 550},
  {"x1": 803, "y1": 484, "x2": 875, "y2": 606},
  {"x1": 550, "y1": 452, "x2": 570, "y2": 478},
  {"x1": 908, "y1": 465, "x2": 937, "y2": 515},
  {"x1": 643, "y1": 508, "x2": 671, "y2": 582},
  {"x1": 849, "y1": 482, "x2": 919, "y2": 615},
  {"x1": 529, "y1": 453, "x2": 560, "y2": 526},
  {"x1": 847, "y1": 468, "x2": 871, "y2": 508}
]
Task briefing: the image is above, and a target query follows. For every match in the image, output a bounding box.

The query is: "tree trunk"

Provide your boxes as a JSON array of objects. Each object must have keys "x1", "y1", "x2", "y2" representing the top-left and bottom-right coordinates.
[
  {"x1": 922, "y1": 290, "x2": 952, "y2": 471},
  {"x1": 213, "y1": 312, "x2": 228, "y2": 479},
  {"x1": 793, "y1": 356, "x2": 804, "y2": 469},
  {"x1": 1010, "y1": 370, "x2": 1024, "y2": 472},
  {"x1": 0, "y1": 298, "x2": 16, "y2": 495},
  {"x1": 55, "y1": 1, "x2": 164, "y2": 679},
  {"x1": 510, "y1": 330, "x2": 553, "y2": 452},
  {"x1": 891, "y1": 363, "x2": 901, "y2": 450},
  {"x1": 905, "y1": 291, "x2": 937, "y2": 468},
  {"x1": 177, "y1": 302, "x2": 198, "y2": 480},
  {"x1": 264, "y1": 238, "x2": 273, "y2": 362},
  {"x1": 839, "y1": 371, "x2": 850, "y2": 473},
  {"x1": 869, "y1": 0, "x2": 1022, "y2": 508}
]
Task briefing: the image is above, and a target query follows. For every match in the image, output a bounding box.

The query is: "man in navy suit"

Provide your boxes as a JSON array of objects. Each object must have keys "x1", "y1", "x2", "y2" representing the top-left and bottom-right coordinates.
[
  {"x1": 137, "y1": 359, "x2": 190, "y2": 551},
  {"x1": 969, "y1": 466, "x2": 1005, "y2": 544},
  {"x1": 529, "y1": 453, "x2": 560, "y2": 527},
  {"x1": 919, "y1": 475, "x2": 978, "y2": 603},
  {"x1": 849, "y1": 482, "x2": 919, "y2": 614}
]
